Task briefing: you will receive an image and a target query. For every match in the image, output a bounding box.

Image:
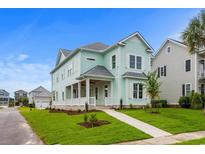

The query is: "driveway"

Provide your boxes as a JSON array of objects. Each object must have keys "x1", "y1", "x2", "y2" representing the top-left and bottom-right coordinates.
[{"x1": 0, "y1": 107, "x2": 43, "y2": 145}]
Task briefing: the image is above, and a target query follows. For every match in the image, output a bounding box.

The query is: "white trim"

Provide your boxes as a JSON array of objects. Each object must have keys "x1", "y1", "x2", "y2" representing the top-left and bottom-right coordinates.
[
  {"x1": 128, "y1": 54, "x2": 143, "y2": 70},
  {"x1": 154, "y1": 39, "x2": 188, "y2": 58},
  {"x1": 185, "y1": 83, "x2": 192, "y2": 96},
  {"x1": 185, "y1": 58, "x2": 192, "y2": 72},
  {"x1": 118, "y1": 32, "x2": 154, "y2": 52}
]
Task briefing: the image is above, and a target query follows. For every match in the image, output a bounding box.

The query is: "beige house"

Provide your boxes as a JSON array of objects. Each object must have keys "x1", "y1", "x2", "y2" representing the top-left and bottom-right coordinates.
[
  {"x1": 152, "y1": 39, "x2": 205, "y2": 104},
  {"x1": 29, "y1": 86, "x2": 51, "y2": 109}
]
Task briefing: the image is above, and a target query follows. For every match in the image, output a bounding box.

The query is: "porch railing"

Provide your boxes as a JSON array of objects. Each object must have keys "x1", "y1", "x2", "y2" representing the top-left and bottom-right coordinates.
[{"x1": 65, "y1": 97, "x2": 96, "y2": 106}]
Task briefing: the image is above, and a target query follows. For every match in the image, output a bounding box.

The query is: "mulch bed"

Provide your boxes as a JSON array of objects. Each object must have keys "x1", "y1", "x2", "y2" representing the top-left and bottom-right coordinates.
[
  {"x1": 78, "y1": 120, "x2": 111, "y2": 128},
  {"x1": 49, "y1": 109, "x2": 102, "y2": 115}
]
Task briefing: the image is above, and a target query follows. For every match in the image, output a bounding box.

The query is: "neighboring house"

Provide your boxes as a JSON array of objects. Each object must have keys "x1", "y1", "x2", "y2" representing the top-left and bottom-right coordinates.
[
  {"x1": 51, "y1": 32, "x2": 154, "y2": 109},
  {"x1": 0, "y1": 89, "x2": 9, "y2": 106},
  {"x1": 14, "y1": 90, "x2": 28, "y2": 101},
  {"x1": 29, "y1": 86, "x2": 52, "y2": 109},
  {"x1": 152, "y1": 38, "x2": 205, "y2": 104}
]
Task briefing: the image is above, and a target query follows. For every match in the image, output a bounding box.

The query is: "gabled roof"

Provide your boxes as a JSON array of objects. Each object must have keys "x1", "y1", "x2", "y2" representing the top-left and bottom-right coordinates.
[
  {"x1": 29, "y1": 86, "x2": 51, "y2": 97},
  {"x1": 15, "y1": 90, "x2": 27, "y2": 93},
  {"x1": 122, "y1": 72, "x2": 147, "y2": 79},
  {"x1": 0, "y1": 89, "x2": 9, "y2": 95},
  {"x1": 118, "y1": 31, "x2": 154, "y2": 52},
  {"x1": 80, "y1": 42, "x2": 109, "y2": 51},
  {"x1": 154, "y1": 38, "x2": 188, "y2": 58},
  {"x1": 55, "y1": 48, "x2": 71, "y2": 66},
  {"x1": 76, "y1": 65, "x2": 114, "y2": 80},
  {"x1": 51, "y1": 31, "x2": 154, "y2": 74}
]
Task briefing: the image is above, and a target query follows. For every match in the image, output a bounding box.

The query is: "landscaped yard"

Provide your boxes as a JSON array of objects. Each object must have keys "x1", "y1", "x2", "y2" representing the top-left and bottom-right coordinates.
[
  {"x1": 176, "y1": 137, "x2": 205, "y2": 145},
  {"x1": 119, "y1": 108, "x2": 205, "y2": 134},
  {"x1": 19, "y1": 107, "x2": 150, "y2": 145}
]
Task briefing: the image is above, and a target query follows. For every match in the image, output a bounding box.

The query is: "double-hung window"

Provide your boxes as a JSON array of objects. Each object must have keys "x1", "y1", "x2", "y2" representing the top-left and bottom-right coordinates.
[
  {"x1": 133, "y1": 83, "x2": 143, "y2": 99},
  {"x1": 136, "y1": 56, "x2": 142, "y2": 69},
  {"x1": 182, "y1": 83, "x2": 191, "y2": 96},
  {"x1": 112, "y1": 55, "x2": 116, "y2": 69},
  {"x1": 129, "y1": 55, "x2": 142, "y2": 69},
  {"x1": 185, "y1": 60, "x2": 191, "y2": 72},
  {"x1": 129, "y1": 55, "x2": 135, "y2": 69}
]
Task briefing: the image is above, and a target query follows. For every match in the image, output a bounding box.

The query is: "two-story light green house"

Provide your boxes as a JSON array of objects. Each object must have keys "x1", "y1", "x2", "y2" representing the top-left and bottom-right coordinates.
[{"x1": 50, "y1": 32, "x2": 153, "y2": 109}]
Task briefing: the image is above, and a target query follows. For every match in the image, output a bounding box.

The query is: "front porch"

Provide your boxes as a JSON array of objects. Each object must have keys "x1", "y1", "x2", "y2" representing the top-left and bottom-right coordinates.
[{"x1": 65, "y1": 78, "x2": 113, "y2": 107}]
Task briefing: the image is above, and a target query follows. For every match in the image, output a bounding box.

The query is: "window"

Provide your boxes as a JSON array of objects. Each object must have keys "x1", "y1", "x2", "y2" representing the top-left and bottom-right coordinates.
[
  {"x1": 133, "y1": 83, "x2": 138, "y2": 98},
  {"x1": 52, "y1": 92, "x2": 55, "y2": 101},
  {"x1": 133, "y1": 83, "x2": 143, "y2": 99},
  {"x1": 129, "y1": 55, "x2": 135, "y2": 68},
  {"x1": 86, "y1": 58, "x2": 95, "y2": 61},
  {"x1": 136, "y1": 56, "x2": 142, "y2": 69},
  {"x1": 161, "y1": 67, "x2": 164, "y2": 76},
  {"x1": 112, "y1": 55, "x2": 116, "y2": 69},
  {"x1": 56, "y1": 92, "x2": 58, "y2": 101},
  {"x1": 182, "y1": 83, "x2": 191, "y2": 96},
  {"x1": 185, "y1": 60, "x2": 191, "y2": 72},
  {"x1": 61, "y1": 73, "x2": 64, "y2": 80},
  {"x1": 62, "y1": 92, "x2": 64, "y2": 101},
  {"x1": 186, "y1": 84, "x2": 191, "y2": 96},
  {"x1": 67, "y1": 64, "x2": 73, "y2": 77},
  {"x1": 129, "y1": 55, "x2": 142, "y2": 69},
  {"x1": 56, "y1": 76, "x2": 59, "y2": 83},
  {"x1": 104, "y1": 85, "x2": 108, "y2": 97},
  {"x1": 139, "y1": 84, "x2": 143, "y2": 99},
  {"x1": 167, "y1": 46, "x2": 171, "y2": 53}
]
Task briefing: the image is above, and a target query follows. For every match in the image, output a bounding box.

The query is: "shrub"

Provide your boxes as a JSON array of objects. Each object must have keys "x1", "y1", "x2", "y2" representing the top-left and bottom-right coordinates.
[
  {"x1": 129, "y1": 103, "x2": 133, "y2": 109},
  {"x1": 191, "y1": 93, "x2": 203, "y2": 109},
  {"x1": 8, "y1": 102, "x2": 14, "y2": 107},
  {"x1": 89, "y1": 113, "x2": 98, "y2": 128},
  {"x1": 151, "y1": 100, "x2": 167, "y2": 108},
  {"x1": 15, "y1": 102, "x2": 20, "y2": 106},
  {"x1": 178, "y1": 96, "x2": 191, "y2": 108},
  {"x1": 84, "y1": 114, "x2": 88, "y2": 123},
  {"x1": 85, "y1": 102, "x2": 89, "y2": 112},
  {"x1": 77, "y1": 109, "x2": 81, "y2": 113}
]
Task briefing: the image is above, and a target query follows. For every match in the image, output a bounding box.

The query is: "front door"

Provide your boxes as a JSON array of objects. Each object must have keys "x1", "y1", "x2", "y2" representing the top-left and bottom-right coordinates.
[{"x1": 104, "y1": 85, "x2": 109, "y2": 105}]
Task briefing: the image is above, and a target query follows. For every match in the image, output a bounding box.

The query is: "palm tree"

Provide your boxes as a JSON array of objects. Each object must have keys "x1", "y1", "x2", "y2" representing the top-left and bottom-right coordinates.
[
  {"x1": 145, "y1": 71, "x2": 161, "y2": 104},
  {"x1": 182, "y1": 10, "x2": 205, "y2": 53}
]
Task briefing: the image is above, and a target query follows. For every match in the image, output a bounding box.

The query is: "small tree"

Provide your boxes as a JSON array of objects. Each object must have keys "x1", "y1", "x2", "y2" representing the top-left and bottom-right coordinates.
[{"x1": 145, "y1": 71, "x2": 161, "y2": 112}]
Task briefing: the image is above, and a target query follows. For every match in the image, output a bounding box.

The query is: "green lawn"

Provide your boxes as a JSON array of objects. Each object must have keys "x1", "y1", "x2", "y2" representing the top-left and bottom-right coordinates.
[
  {"x1": 20, "y1": 107, "x2": 150, "y2": 145},
  {"x1": 176, "y1": 137, "x2": 205, "y2": 145},
  {"x1": 119, "y1": 108, "x2": 205, "y2": 134}
]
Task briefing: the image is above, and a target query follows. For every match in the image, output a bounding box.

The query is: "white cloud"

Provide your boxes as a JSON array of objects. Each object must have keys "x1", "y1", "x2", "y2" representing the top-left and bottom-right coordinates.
[
  {"x1": 17, "y1": 54, "x2": 29, "y2": 61},
  {"x1": 0, "y1": 54, "x2": 52, "y2": 97}
]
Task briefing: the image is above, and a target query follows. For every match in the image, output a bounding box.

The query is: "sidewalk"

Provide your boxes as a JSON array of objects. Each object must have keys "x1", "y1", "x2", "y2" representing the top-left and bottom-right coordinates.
[
  {"x1": 116, "y1": 130, "x2": 205, "y2": 145},
  {"x1": 102, "y1": 109, "x2": 172, "y2": 138}
]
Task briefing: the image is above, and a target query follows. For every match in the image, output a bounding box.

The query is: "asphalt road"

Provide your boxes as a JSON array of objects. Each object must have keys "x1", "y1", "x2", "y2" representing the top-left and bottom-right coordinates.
[{"x1": 0, "y1": 107, "x2": 43, "y2": 145}]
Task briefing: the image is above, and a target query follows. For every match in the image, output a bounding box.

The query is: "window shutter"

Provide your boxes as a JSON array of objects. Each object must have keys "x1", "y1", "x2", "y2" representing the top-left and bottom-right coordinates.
[
  {"x1": 182, "y1": 84, "x2": 185, "y2": 96},
  {"x1": 164, "y1": 66, "x2": 166, "y2": 76},
  {"x1": 157, "y1": 67, "x2": 160, "y2": 77}
]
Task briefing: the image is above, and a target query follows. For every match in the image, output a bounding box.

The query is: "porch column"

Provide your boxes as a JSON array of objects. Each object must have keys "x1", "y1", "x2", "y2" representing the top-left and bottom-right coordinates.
[
  {"x1": 86, "y1": 78, "x2": 90, "y2": 105},
  {"x1": 71, "y1": 84, "x2": 73, "y2": 106},
  {"x1": 111, "y1": 80, "x2": 113, "y2": 105},
  {"x1": 78, "y1": 82, "x2": 81, "y2": 105}
]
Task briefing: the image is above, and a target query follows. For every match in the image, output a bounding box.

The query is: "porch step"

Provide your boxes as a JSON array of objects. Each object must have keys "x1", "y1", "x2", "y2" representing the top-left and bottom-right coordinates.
[{"x1": 95, "y1": 106, "x2": 111, "y2": 110}]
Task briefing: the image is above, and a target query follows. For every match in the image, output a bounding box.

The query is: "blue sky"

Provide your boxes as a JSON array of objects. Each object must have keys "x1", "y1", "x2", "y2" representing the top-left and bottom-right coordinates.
[{"x1": 0, "y1": 8, "x2": 202, "y2": 97}]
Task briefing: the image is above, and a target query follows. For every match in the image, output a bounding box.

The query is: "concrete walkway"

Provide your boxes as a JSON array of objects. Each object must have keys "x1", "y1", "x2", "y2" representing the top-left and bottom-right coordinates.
[
  {"x1": 116, "y1": 130, "x2": 205, "y2": 145},
  {"x1": 102, "y1": 109, "x2": 172, "y2": 138},
  {"x1": 0, "y1": 107, "x2": 43, "y2": 145}
]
